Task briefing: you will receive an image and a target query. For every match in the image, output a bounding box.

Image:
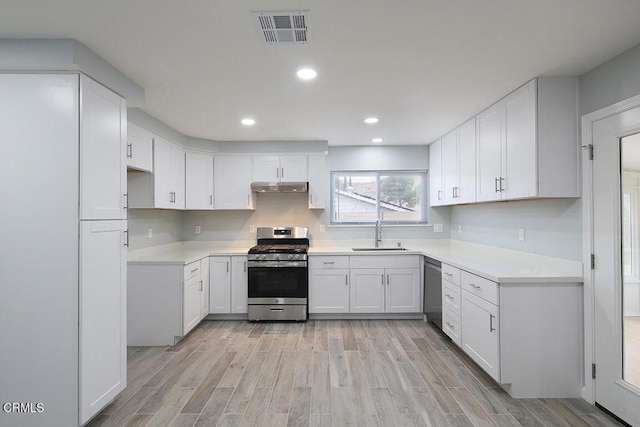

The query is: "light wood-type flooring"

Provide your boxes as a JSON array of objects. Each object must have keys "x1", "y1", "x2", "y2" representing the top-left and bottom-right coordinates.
[
  {"x1": 624, "y1": 316, "x2": 640, "y2": 388},
  {"x1": 87, "y1": 320, "x2": 625, "y2": 427}
]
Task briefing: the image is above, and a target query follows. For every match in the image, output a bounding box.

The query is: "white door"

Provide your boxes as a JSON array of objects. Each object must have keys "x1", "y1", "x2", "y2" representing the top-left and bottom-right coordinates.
[
  {"x1": 385, "y1": 268, "x2": 421, "y2": 313},
  {"x1": 457, "y1": 118, "x2": 476, "y2": 204},
  {"x1": 183, "y1": 275, "x2": 201, "y2": 334},
  {"x1": 429, "y1": 139, "x2": 443, "y2": 206},
  {"x1": 79, "y1": 220, "x2": 126, "y2": 424},
  {"x1": 280, "y1": 154, "x2": 308, "y2": 182},
  {"x1": 461, "y1": 290, "x2": 500, "y2": 381},
  {"x1": 185, "y1": 151, "x2": 214, "y2": 210},
  {"x1": 309, "y1": 269, "x2": 350, "y2": 313},
  {"x1": 231, "y1": 256, "x2": 248, "y2": 314},
  {"x1": 80, "y1": 75, "x2": 126, "y2": 220},
  {"x1": 350, "y1": 269, "x2": 385, "y2": 313},
  {"x1": 215, "y1": 156, "x2": 254, "y2": 209},
  {"x1": 476, "y1": 102, "x2": 503, "y2": 202},
  {"x1": 126, "y1": 122, "x2": 153, "y2": 172},
  {"x1": 441, "y1": 130, "x2": 458, "y2": 205},
  {"x1": 153, "y1": 137, "x2": 173, "y2": 209},
  {"x1": 592, "y1": 104, "x2": 640, "y2": 426},
  {"x1": 209, "y1": 257, "x2": 231, "y2": 313},
  {"x1": 252, "y1": 155, "x2": 280, "y2": 182},
  {"x1": 504, "y1": 79, "x2": 537, "y2": 200}
]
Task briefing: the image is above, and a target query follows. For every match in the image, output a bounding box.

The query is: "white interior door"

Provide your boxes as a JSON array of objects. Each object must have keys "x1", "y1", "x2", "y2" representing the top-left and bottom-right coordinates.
[{"x1": 592, "y1": 104, "x2": 640, "y2": 426}]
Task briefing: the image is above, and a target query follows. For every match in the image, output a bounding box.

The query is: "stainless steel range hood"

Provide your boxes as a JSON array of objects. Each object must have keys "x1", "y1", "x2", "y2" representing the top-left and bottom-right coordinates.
[{"x1": 251, "y1": 182, "x2": 308, "y2": 193}]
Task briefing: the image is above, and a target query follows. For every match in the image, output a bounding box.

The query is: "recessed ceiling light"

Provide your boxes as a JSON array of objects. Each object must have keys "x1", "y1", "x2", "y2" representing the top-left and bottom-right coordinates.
[
  {"x1": 364, "y1": 117, "x2": 379, "y2": 124},
  {"x1": 296, "y1": 68, "x2": 317, "y2": 80},
  {"x1": 372, "y1": 138, "x2": 383, "y2": 143},
  {"x1": 241, "y1": 118, "x2": 255, "y2": 126}
]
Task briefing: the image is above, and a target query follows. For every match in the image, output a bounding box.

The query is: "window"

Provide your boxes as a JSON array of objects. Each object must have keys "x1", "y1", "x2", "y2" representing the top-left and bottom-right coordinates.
[{"x1": 331, "y1": 171, "x2": 427, "y2": 224}]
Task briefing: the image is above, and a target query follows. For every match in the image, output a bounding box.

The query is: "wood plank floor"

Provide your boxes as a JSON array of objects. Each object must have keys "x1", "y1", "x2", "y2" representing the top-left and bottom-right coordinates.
[{"x1": 87, "y1": 320, "x2": 625, "y2": 427}]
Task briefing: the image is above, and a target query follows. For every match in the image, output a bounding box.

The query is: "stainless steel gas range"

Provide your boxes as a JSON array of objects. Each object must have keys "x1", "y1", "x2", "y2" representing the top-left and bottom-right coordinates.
[{"x1": 247, "y1": 227, "x2": 309, "y2": 321}]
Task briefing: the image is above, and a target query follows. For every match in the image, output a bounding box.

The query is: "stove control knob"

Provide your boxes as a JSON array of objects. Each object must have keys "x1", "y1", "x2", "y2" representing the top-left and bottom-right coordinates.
[
  {"x1": 294, "y1": 254, "x2": 300, "y2": 260},
  {"x1": 260, "y1": 254, "x2": 266, "y2": 260},
  {"x1": 288, "y1": 254, "x2": 294, "y2": 260}
]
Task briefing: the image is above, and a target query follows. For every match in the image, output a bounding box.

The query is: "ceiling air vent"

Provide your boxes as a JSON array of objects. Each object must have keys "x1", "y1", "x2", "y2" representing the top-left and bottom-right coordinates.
[{"x1": 253, "y1": 11, "x2": 311, "y2": 45}]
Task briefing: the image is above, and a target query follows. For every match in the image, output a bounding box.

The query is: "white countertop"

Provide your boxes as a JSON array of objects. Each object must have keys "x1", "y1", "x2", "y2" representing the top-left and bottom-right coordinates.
[{"x1": 128, "y1": 239, "x2": 583, "y2": 284}]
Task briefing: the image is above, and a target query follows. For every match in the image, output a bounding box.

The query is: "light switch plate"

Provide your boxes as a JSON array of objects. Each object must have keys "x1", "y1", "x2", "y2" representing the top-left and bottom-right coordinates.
[
  {"x1": 319, "y1": 225, "x2": 325, "y2": 233},
  {"x1": 148, "y1": 228, "x2": 153, "y2": 238},
  {"x1": 195, "y1": 225, "x2": 201, "y2": 235},
  {"x1": 249, "y1": 225, "x2": 256, "y2": 233},
  {"x1": 519, "y1": 228, "x2": 525, "y2": 241},
  {"x1": 434, "y1": 224, "x2": 444, "y2": 233}
]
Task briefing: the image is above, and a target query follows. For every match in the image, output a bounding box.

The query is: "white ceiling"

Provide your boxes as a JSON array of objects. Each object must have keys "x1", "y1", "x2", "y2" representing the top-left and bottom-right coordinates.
[{"x1": 2, "y1": 1, "x2": 640, "y2": 146}]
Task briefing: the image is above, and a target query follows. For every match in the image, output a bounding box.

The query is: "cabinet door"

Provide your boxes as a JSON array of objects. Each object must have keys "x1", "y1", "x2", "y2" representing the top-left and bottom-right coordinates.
[
  {"x1": 200, "y1": 257, "x2": 210, "y2": 319},
  {"x1": 350, "y1": 269, "x2": 385, "y2": 313},
  {"x1": 461, "y1": 290, "x2": 500, "y2": 381},
  {"x1": 127, "y1": 122, "x2": 153, "y2": 172},
  {"x1": 153, "y1": 137, "x2": 173, "y2": 209},
  {"x1": 209, "y1": 257, "x2": 231, "y2": 313},
  {"x1": 215, "y1": 156, "x2": 254, "y2": 209},
  {"x1": 183, "y1": 275, "x2": 201, "y2": 335},
  {"x1": 309, "y1": 269, "x2": 350, "y2": 313},
  {"x1": 186, "y1": 151, "x2": 214, "y2": 210},
  {"x1": 308, "y1": 153, "x2": 326, "y2": 209},
  {"x1": 172, "y1": 145, "x2": 185, "y2": 210},
  {"x1": 80, "y1": 75, "x2": 126, "y2": 220},
  {"x1": 504, "y1": 80, "x2": 537, "y2": 200},
  {"x1": 385, "y1": 268, "x2": 421, "y2": 313},
  {"x1": 476, "y1": 102, "x2": 504, "y2": 202},
  {"x1": 280, "y1": 154, "x2": 308, "y2": 182},
  {"x1": 231, "y1": 256, "x2": 248, "y2": 314},
  {"x1": 442, "y1": 130, "x2": 458, "y2": 205},
  {"x1": 79, "y1": 220, "x2": 126, "y2": 424},
  {"x1": 429, "y1": 139, "x2": 443, "y2": 206},
  {"x1": 457, "y1": 118, "x2": 476, "y2": 204},
  {"x1": 252, "y1": 155, "x2": 280, "y2": 182}
]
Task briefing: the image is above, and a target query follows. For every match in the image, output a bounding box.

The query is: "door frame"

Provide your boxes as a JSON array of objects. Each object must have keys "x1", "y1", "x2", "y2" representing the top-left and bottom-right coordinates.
[{"x1": 581, "y1": 92, "x2": 640, "y2": 403}]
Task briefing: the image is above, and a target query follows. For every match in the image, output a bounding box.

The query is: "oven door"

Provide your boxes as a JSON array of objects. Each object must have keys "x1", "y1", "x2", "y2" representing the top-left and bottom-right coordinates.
[{"x1": 247, "y1": 264, "x2": 308, "y2": 305}]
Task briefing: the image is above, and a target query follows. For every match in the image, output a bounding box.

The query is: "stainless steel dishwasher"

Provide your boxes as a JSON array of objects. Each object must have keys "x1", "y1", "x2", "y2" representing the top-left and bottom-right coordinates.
[{"x1": 423, "y1": 257, "x2": 442, "y2": 329}]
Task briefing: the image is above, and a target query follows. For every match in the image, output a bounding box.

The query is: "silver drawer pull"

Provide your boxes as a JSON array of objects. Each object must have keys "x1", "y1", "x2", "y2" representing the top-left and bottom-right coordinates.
[
  {"x1": 445, "y1": 294, "x2": 454, "y2": 299},
  {"x1": 469, "y1": 284, "x2": 481, "y2": 289},
  {"x1": 444, "y1": 272, "x2": 453, "y2": 276},
  {"x1": 270, "y1": 307, "x2": 284, "y2": 311},
  {"x1": 323, "y1": 262, "x2": 335, "y2": 264},
  {"x1": 190, "y1": 267, "x2": 199, "y2": 273},
  {"x1": 490, "y1": 314, "x2": 496, "y2": 332},
  {"x1": 445, "y1": 322, "x2": 454, "y2": 329}
]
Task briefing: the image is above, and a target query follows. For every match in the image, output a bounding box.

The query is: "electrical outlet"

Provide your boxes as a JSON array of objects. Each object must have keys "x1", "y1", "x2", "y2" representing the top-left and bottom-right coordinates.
[
  {"x1": 519, "y1": 228, "x2": 525, "y2": 241},
  {"x1": 319, "y1": 225, "x2": 325, "y2": 233},
  {"x1": 433, "y1": 224, "x2": 444, "y2": 233},
  {"x1": 148, "y1": 228, "x2": 153, "y2": 238},
  {"x1": 458, "y1": 224, "x2": 463, "y2": 233},
  {"x1": 249, "y1": 225, "x2": 256, "y2": 233},
  {"x1": 195, "y1": 225, "x2": 201, "y2": 235}
]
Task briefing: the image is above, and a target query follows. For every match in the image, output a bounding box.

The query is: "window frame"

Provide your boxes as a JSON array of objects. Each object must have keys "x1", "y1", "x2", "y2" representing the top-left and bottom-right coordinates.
[{"x1": 330, "y1": 170, "x2": 428, "y2": 225}]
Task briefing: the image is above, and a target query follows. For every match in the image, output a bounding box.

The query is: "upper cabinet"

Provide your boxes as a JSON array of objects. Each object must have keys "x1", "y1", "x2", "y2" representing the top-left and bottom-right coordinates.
[
  {"x1": 252, "y1": 154, "x2": 308, "y2": 182},
  {"x1": 185, "y1": 151, "x2": 214, "y2": 210},
  {"x1": 126, "y1": 122, "x2": 153, "y2": 173},
  {"x1": 128, "y1": 137, "x2": 185, "y2": 209},
  {"x1": 429, "y1": 139, "x2": 443, "y2": 207},
  {"x1": 215, "y1": 155, "x2": 255, "y2": 210},
  {"x1": 80, "y1": 75, "x2": 127, "y2": 220},
  {"x1": 434, "y1": 77, "x2": 578, "y2": 206},
  {"x1": 307, "y1": 153, "x2": 326, "y2": 209}
]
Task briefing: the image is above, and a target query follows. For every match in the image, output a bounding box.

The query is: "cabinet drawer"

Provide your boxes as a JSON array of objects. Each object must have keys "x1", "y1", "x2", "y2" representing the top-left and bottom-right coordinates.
[
  {"x1": 442, "y1": 309, "x2": 461, "y2": 347},
  {"x1": 309, "y1": 256, "x2": 349, "y2": 269},
  {"x1": 184, "y1": 260, "x2": 202, "y2": 281},
  {"x1": 442, "y1": 280, "x2": 461, "y2": 316},
  {"x1": 461, "y1": 270, "x2": 498, "y2": 305},
  {"x1": 349, "y1": 255, "x2": 419, "y2": 269},
  {"x1": 442, "y1": 263, "x2": 460, "y2": 286}
]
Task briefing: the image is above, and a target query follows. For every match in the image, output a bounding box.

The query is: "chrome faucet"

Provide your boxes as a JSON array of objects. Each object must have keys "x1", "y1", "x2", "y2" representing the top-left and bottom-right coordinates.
[{"x1": 375, "y1": 219, "x2": 382, "y2": 248}]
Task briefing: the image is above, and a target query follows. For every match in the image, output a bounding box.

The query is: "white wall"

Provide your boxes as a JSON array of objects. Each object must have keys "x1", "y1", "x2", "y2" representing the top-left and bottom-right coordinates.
[{"x1": 128, "y1": 209, "x2": 183, "y2": 250}]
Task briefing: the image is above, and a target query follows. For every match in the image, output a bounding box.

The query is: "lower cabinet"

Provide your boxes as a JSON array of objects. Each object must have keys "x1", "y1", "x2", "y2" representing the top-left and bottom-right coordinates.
[
  {"x1": 209, "y1": 255, "x2": 248, "y2": 314},
  {"x1": 461, "y1": 289, "x2": 500, "y2": 380},
  {"x1": 128, "y1": 257, "x2": 207, "y2": 346},
  {"x1": 308, "y1": 255, "x2": 421, "y2": 315}
]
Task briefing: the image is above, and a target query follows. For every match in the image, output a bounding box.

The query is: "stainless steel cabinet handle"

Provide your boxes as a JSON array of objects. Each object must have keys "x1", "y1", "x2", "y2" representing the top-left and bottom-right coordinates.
[
  {"x1": 500, "y1": 177, "x2": 505, "y2": 192},
  {"x1": 444, "y1": 272, "x2": 453, "y2": 277},
  {"x1": 124, "y1": 193, "x2": 128, "y2": 209},
  {"x1": 490, "y1": 314, "x2": 496, "y2": 332},
  {"x1": 226, "y1": 261, "x2": 229, "y2": 273},
  {"x1": 323, "y1": 261, "x2": 335, "y2": 265},
  {"x1": 445, "y1": 321, "x2": 454, "y2": 329},
  {"x1": 469, "y1": 284, "x2": 481, "y2": 289},
  {"x1": 387, "y1": 274, "x2": 390, "y2": 286},
  {"x1": 276, "y1": 167, "x2": 279, "y2": 178},
  {"x1": 210, "y1": 195, "x2": 213, "y2": 205},
  {"x1": 437, "y1": 189, "x2": 442, "y2": 200},
  {"x1": 127, "y1": 142, "x2": 133, "y2": 159},
  {"x1": 244, "y1": 261, "x2": 247, "y2": 272},
  {"x1": 281, "y1": 167, "x2": 284, "y2": 178},
  {"x1": 445, "y1": 294, "x2": 454, "y2": 299},
  {"x1": 191, "y1": 267, "x2": 199, "y2": 273},
  {"x1": 381, "y1": 274, "x2": 384, "y2": 285},
  {"x1": 494, "y1": 177, "x2": 500, "y2": 193},
  {"x1": 247, "y1": 195, "x2": 250, "y2": 206},
  {"x1": 169, "y1": 192, "x2": 173, "y2": 203},
  {"x1": 199, "y1": 280, "x2": 203, "y2": 291},
  {"x1": 345, "y1": 275, "x2": 348, "y2": 286},
  {"x1": 124, "y1": 230, "x2": 129, "y2": 247}
]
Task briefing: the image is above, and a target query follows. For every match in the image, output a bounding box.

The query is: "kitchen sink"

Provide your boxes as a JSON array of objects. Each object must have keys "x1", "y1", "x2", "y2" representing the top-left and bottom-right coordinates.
[{"x1": 352, "y1": 247, "x2": 408, "y2": 251}]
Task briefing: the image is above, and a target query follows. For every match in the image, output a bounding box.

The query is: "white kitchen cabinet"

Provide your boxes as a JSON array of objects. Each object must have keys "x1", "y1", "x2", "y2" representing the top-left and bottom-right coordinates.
[
  {"x1": 126, "y1": 122, "x2": 153, "y2": 172},
  {"x1": 475, "y1": 77, "x2": 578, "y2": 203},
  {"x1": 252, "y1": 154, "x2": 307, "y2": 183},
  {"x1": 214, "y1": 155, "x2": 255, "y2": 210},
  {"x1": 2, "y1": 73, "x2": 129, "y2": 426},
  {"x1": 429, "y1": 139, "x2": 443, "y2": 206},
  {"x1": 79, "y1": 220, "x2": 127, "y2": 423},
  {"x1": 462, "y1": 289, "x2": 500, "y2": 380},
  {"x1": 183, "y1": 275, "x2": 201, "y2": 335},
  {"x1": 186, "y1": 150, "x2": 214, "y2": 210},
  {"x1": 349, "y1": 255, "x2": 421, "y2": 314},
  {"x1": 307, "y1": 153, "x2": 326, "y2": 209},
  {"x1": 208, "y1": 255, "x2": 248, "y2": 314},
  {"x1": 309, "y1": 256, "x2": 350, "y2": 313},
  {"x1": 441, "y1": 118, "x2": 476, "y2": 205},
  {"x1": 128, "y1": 136, "x2": 185, "y2": 209},
  {"x1": 200, "y1": 257, "x2": 210, "y2": 319},
  {"x1": 231, "y1": 256, "x2": 248, "y2": 314},
  {"x1": 80, "y1": 75, "x2": 127, "y2": 220}
]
